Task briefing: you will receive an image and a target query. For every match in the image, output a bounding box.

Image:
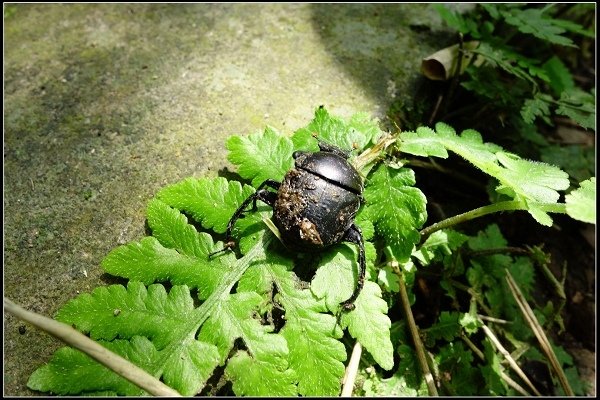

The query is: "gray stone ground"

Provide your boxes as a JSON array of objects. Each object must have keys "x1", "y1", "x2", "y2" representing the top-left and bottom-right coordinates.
[{"x1": 4, "y1": 3, "x2": 452, "y2": 395}]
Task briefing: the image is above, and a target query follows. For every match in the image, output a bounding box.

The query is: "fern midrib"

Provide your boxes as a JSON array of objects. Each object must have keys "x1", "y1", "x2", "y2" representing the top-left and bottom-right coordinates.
[{"x1": 149, "y1": 232, "x2": 273, "y2": 375}]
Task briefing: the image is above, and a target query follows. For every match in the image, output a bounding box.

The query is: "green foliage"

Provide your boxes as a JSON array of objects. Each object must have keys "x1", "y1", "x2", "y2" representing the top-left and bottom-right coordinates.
[
  {"x1": 293, "y1": 105, "x2": 382, "y2": 152},
  {"x1": 364, "y1": 164, "x2": 427, "y2": 261},
  {"x1": 28, "y1": 107, "x2": 397, "y2": 397},
  {"x1": 435, "y1": 3, "x2": 595, "y2": 137},
  {"x1": 499, "y1": 5, "x2": 579, "y2": 47},
  {"x1": 400, "y1": 122, "x2": 572, "y2": 225},
  {"x1": 565, "y1": 177, "x2": 596, "y2": 223},
  {"x1": 27, "y1": 108, "x2": 591, "y2": 397},
  {"x1": 227, "y1": 127, "x2": 295, "y2": 187}
]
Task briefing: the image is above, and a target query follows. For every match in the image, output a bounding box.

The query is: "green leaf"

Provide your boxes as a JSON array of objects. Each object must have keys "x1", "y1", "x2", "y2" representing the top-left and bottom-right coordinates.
[
  {"x1": 401, "y1": 123, "x2": 570, "y2": 226},
  {"x1": 225, "y1": 351, "x2": 298, "y2": 396},
  {"x1": 198, "y1": 291, "x2": 297, "y2": 396},
  {"x1": 424, "y1": 311, "x2": 462, "y2": 347},
  {"x1": 495, "y1": 152, "x2": 570, "y2": 204},
  {"x1": 543, "y1": 56, "x2": 575, "y2": 95},
  {"x1": 280, "y1": 288, "x2": 347, "y2": 396},
  {"x1": 53, "y1": 282, "x2": 221, "y2": 396},
  {"x1": 481, "y1": 339, "x2": 507, "y2": 394},
  {"x1": 227, "y1": 126, "x2": 295, "y2": 187},
  {"x1": 147, "y1": 198, "x2": 222, "y2": 258},
  {"x1": 563, "y1": 366, "x2": 588, "y2": 396},
  {"x1": 28, "y1": 337, "x2": 156, "y2": 396},
  {"x1": 56, "y1": 282, "x2": 195, "y2": 348},
  {"x1": 521, "y1": 95, "x2": 552, "y2": 125},
  {"x1": 500, "y1": 7, "x2": 577, "y2": 47},
  {"x1": 495, "y1": 152, "x2": 570, "y2": 225},
  {"x1": 413, "y1": 229, "x2": 469, "y2": 266},
  {"x1": 197, "y1": 291, "x2": 289, "y2": 364},
  {"x1": 435, "y1": 342, "x2": 480, "y2": 395},
  {"x1": 468, "y1": 224, "x2": 512, "y2": 278},
  {"x1": 541, "y1": 145, "x2": 595, "y2": 183},
  {"x1": 459, "y1": 311, "x2": 482, "y2": 335},
  {"x1": 340, "y1": 281, "x2": 394, "y2": 371},
  {"x1": 156, "y1": 177, "x2": 256, "y2": 234},
  {"x1": 461, "y1": 66, "x2": 519, "y2": 106},
  {"x1": 508, "y1": 257, "x2": 536, "y2": 298},
  {"x1": 556, "y1": 88, "x2": 596, "y2": 131},
  {"x1": 433, "y1": 4, "x2": 480, "y2": 37},
  {"x1": 362, "y1": 351, "x2": 428, "y2": 396},
  {"x1": 102, "y1": 236, "x2": 224, "y2": 300},
  {"x1": 401, "y1": 123, "x2": 501, "y2": 164},
  {"x1": 364, "y1": 164, "x2": 427, "y2": 261},
  {"x1": 292, "y1": 106, "x2": 382, "y2": 153},
  {"x1": 565, "y1": 177, "x2": 596, "y2": 223},
  {"x1": 238, "y1": 250, "x2": 347, "y2": 396},
  {"x1": 550, "y1": 17, "x2": 595, "y2": 38},
  {"x1": 473, "y1": 42, "x2": 545, "y2": 85},
  {"x1": 311, "y1": 244, "x2": 363, "y2": 311},
  {"x1": 398, "y1": 126, "x2": 449, "y2": 158}
]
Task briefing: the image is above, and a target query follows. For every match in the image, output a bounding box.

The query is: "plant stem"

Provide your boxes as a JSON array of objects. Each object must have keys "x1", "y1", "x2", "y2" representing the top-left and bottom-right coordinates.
[
  {"x1": 393, "y1": 262, "x2": 438, "y2": 396},
  {"x1": 341, "y1": 342, "x2": 362, "y2": 397},
  {"x1": 419, "y1": 200, "x2": 567, "y2": 240},
  {"x1": 480, "y1": 322, "x2": 542, "y2": 395},
  {"x1": 505, "y1": 271, "x2": 574, "y2": 396},
  {"x1": 4, "y1": 298, "x2": 182, "y2": 397}
]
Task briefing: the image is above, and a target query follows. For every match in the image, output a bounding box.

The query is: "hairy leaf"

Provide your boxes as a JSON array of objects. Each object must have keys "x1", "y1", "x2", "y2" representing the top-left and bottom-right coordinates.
[
  {"x1": 28, "y1": 337, "x2": 156, "y2": 396},
  {"x1": 565, "y1": 177, "x2": 596, "y2": 223},
  {"x1": 401, "y1": 123, "x2": 570, "y2": 225},
  {"x1": 495, "y1": 152, "x2": 570, "y2": 204},
  {"x1": 51, "y1": 282, "x2": 221, "y2": 396},
  {"x1": 227, "y1": 126, "x2": 295, "y2": 187},
  {"x1": 156, "y1": 177, "x2": 256, "y2": 234},
  {"x1": 340, "y1": 281, "x2": 394, "y2": 371},
  {"x1": 226, "y1": 351, "x2": 298, "y2": 396},
  {"x1": 293, "y1": 106, "x2": 381, "y2": 153},
  {"x1": 102, "y1": 236, "x2": 224, "y2": 300},
  {"x1": 364, "y1": 164, "x2": 427, "y2": 261}
]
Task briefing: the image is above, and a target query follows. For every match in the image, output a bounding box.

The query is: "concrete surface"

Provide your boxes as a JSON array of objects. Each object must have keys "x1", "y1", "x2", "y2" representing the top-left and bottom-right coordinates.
[{"x1": 4, "y1": 3, "x2": 451, "y2": 395}]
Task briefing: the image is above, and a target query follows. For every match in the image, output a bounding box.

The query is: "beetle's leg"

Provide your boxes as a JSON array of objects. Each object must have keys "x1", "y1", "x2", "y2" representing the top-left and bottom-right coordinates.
[
  {"x1": 209, "y1": 180, "x2": 279, "y2": 258},
  {"x1": 225, "y1": 189, "x2": 277, "y2": 243},
  {"x1": 251, "y1": 179, "x2": 280, "y2": 211},
  {"x1": 340, "y1": 224, "x2": 366, "y2": 311}
]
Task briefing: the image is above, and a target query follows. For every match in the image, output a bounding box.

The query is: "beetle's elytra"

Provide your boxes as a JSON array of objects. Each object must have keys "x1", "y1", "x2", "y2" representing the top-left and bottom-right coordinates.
[{"x1": 215, "y1": 140, "x2": 366, "y2": 311}]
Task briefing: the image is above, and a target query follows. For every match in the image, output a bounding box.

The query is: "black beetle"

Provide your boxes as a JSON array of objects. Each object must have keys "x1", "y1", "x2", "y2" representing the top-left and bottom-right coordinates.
[{"x1": 216, "y1": 140, "x2": 366, "y2": 311}]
